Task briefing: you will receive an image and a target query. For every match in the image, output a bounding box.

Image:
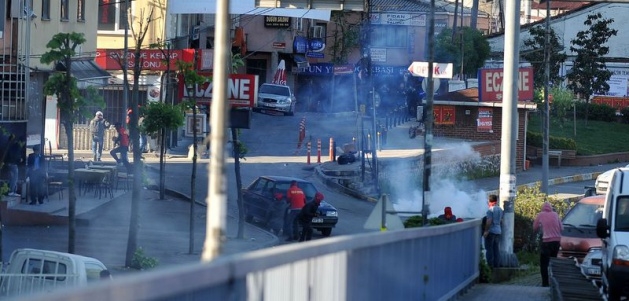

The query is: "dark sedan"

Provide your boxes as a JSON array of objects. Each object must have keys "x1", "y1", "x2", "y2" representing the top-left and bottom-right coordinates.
[{"x1": 242, "y1": 176, "x2": 338, "y2": 236}]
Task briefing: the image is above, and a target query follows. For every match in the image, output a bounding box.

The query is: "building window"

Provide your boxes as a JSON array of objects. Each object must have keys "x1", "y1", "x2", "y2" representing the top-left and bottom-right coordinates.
[
  {"x1": 98, "y1": 0, "x2": 129, "y2": 32},
  {"x1": 41, "y1": 0, "x2": 50, "y2": 20},
  {"x1": 371, "y1": 26, "x2": 407, "y2": 48},
  {"x1": 77, "y1": 0, "x2": 85, "y2": 22},
  {"x1": 60, "y1": 0, "x2": 69, "y2": 20}
]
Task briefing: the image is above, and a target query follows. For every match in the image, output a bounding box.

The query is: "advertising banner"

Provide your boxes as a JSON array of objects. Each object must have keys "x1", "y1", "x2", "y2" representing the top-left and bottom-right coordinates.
[
  {"x1": 477, "y1": 108, "x2": 493, "y2": 132},
  {"x1": 479, "y1": 67, "x2": 534, "y2": 102},
  {"x1": 178, "y1": 73, "x2": 259, "y2": 108},
  {"x1": 434, "y1": 105, "x2": 455, "y2": 125}
]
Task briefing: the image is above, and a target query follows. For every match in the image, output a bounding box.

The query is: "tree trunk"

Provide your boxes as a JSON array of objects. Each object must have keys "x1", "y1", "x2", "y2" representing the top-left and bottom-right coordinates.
[
  {"x1": 159, "y1": 128, "x2": 166, "y2": 199},
  {"x1": 232, "y1": 128, "x2": 245, "y2": 239}
]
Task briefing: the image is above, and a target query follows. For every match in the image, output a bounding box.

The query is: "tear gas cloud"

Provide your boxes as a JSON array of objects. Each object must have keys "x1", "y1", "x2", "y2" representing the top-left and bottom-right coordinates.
[{"x1": 390, "y1": 142, "x2": 488, "y2": 219}]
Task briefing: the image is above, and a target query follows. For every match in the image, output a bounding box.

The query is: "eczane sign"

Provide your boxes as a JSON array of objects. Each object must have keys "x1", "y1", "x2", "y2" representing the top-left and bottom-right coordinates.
[
  {"x1": 479, "y1": 67, "x2": 534, "y2": 102},
  {"x1": 179, "y1": 73, "x2": 259, "y2": 108}
]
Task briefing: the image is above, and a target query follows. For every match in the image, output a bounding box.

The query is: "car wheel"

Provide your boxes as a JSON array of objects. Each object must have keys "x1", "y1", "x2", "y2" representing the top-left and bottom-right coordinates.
[{"x1": 321, "y1": 228, "x2": 332, "y2": 237}]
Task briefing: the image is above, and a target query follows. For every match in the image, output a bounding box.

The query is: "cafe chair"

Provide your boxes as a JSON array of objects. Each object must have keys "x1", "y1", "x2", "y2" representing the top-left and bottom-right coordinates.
[
  {"x1": 116, "y1": 172, "x2": 134, "y2": 191},
  {"x1": 46, "y1": 176, "x2": 64, "y2": 200}
]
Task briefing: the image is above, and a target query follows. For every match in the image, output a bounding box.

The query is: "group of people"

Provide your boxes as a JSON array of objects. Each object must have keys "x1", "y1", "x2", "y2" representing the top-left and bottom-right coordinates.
[
  {"x1": 89, "y1": 109, "x2": 149, "y2": 173},
  {"x1": 268, "y1": 181, "x2": 325, "y2": 242},
  {"x1": 4, "y1": 140, "x2": 50, "y2": 205},
  {"x1": 482, "y1": 194, "x2": 563, "y2": 288}
]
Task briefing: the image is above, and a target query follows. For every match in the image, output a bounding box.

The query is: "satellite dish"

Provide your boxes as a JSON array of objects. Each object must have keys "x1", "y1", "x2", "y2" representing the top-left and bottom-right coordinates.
[{"x1": 421, "y1": 79, "x2": 441, "y2": 94}]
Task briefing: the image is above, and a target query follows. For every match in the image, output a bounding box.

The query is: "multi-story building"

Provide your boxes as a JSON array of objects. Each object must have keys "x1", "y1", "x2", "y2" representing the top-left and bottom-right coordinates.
[{"x1": 0, "y1": 0, "x2": 106, "y2": 149}]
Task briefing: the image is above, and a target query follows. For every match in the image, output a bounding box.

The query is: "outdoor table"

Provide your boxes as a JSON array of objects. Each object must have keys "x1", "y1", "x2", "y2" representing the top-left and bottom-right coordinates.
[{"x1": 74, "y1": 168, "x2": 110, "y2": 196}]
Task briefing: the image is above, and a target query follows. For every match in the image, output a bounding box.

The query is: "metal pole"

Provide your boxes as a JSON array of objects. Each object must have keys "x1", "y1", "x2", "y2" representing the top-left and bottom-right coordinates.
[
  {"x1": 422, "y1": 0, "x2": 435, "y2": 226},
  {"x1": 202, "y1": 0, "x2": 230, "y2": 261},
  {"x1": 122, "y1": 0, "x2": 129, "y2": 124},
  {"x1": 499, "y1": 0, "x2": 520, "y2": 266},
  {"x1": 541, "y1": 0, "x2": 551, "y2": 194}
]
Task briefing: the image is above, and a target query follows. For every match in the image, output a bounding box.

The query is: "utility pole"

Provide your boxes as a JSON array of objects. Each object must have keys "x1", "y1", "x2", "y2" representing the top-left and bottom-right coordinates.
[
  {"x1": 122, "y1": 0, "x2": 130, "y2": 124},
  {"x1": 202, "y1": 0, "x2": 230, "y2": 262},
  {"x1": 498, "y1": 0, "x2": 520, "y2": 267},
  {"x1": 541, "y1": 0, "x2": 551, "y2": 194},
  {"x1": 422, "y1": 0, "x2": 435, "y2": 226}
]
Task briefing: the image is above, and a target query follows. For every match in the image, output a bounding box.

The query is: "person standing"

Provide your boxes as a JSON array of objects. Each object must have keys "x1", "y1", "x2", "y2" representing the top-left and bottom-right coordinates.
[
  {"x1": 284, "y1": 180, "x2": 306, "y2": 241},
  {"x1": 26, "y1": 145, "x2": 46, "y2": 205},
  {"x1": 5, "y1": 135, "x2": 24, "y2": 197},
  {"x1": 483, "y1": 194, "x2": 503, "y2": 268},
  {"x1": 297, "y1": 192, "x2": 324, "y2": 242},
  {"x1": 110, "y1": 123, "x2": 131, "y2": 172},
  {"x1": 533, "y1": 202, "x2": 563, "y2": 287},
  {"x1": 89, "y1": 111, "x2": 110, "y2": 161}
]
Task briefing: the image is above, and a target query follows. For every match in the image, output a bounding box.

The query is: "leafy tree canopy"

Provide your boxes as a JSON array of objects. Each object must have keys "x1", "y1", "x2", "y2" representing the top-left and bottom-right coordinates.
[
  {"x1": 521, "y1": 25, "x2": 567, "y2": 89},
  {"x1": 434, "y1": 27, "x2": 490, "y2": 78},
  {"x1": 141, "y1": 102, "x2": 185, "y2": 135}
]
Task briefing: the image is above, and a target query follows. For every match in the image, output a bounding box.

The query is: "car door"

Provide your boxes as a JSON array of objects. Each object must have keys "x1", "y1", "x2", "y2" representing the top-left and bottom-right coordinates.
[{"x1": 243, "y1": 178, "x2": 272, "y2": 220}]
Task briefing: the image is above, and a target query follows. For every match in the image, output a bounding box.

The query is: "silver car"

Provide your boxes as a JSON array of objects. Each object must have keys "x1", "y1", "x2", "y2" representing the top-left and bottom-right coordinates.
[{"x1": 256, "y1": 83, "x2": 296, "y2": 116}]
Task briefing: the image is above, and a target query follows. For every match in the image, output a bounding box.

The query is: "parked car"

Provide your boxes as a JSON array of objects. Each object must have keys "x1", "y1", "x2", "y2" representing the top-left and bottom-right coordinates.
[
  {"x1": 580, "y1": 247, "x2": 602, "y2": 281},
  {"x1": 559, "y1": 195, "x2": 604, "y2": 262},
  {"x1": 595, "y1": 164, "x2": 629, "y2": 195},
  {"x1": 0, "y1": 248, "x2": 109, "y2": 298},
  {"x1": 255, "y1": 83, "x2": 296, "y2": 116},
  {"x1": 242, "y1": 176, "x2": 338, "y2": 236}
]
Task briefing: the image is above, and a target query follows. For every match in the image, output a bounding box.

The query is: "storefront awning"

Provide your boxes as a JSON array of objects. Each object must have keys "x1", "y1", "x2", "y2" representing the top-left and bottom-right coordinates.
[{"x1": 56, "y1": 59, "x2": 111, "y2": 87}]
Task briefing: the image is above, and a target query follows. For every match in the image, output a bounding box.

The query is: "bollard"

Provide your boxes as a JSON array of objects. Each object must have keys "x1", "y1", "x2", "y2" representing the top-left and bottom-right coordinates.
[
  {"x1": 329, "y1": 137, "x2": 334, "y2": 162},
  {"x1": 377, "y1": 131, "x2": 381, "y2": 152},
  {"x1": 332, "y1": 140, "x2": 336, "y2": 162},
  {"x1": 307, "y1": 141, "x2": 311, "y2": 165},
  {"x1": 367, "y1": 133, "x2": 371, "y2": 151},
  {"x1": 317, "y1": 139, "x2": 321, "y2": 163}
]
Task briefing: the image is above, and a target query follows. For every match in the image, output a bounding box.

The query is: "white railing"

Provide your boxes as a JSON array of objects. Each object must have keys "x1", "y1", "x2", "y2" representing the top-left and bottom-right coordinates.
[{"x1": 0, "y1": 273, "x2": 80, "y2": 298}]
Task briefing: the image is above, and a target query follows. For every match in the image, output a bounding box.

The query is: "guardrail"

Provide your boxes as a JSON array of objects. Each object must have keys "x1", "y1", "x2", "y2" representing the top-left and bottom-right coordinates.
[{"x1": 20, "y1": 220, "x2": 481, "y2": 301}]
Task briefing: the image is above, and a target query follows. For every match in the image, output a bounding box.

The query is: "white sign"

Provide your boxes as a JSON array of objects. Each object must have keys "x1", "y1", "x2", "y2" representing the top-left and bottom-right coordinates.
[
  {"x1": 370, "y1": 48, "x2": 387, "y2": 62},
  {"x1": 605, "y1": 75, "x2": 628, "y2": 97},
  {"x1": 185, "y1": 114, "x2": 207, "y2": 137},
  {"x1": 370, "y1": 13, "x2": 426, "y2": 26},
  {"x1": 408, "y1": 62, "x2": 454, "y2": 79}
]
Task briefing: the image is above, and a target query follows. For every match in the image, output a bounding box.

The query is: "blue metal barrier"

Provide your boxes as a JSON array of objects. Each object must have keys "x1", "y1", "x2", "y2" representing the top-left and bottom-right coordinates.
[{"x1": 20, "y1": 220, "x2": 481, "y2": 301}]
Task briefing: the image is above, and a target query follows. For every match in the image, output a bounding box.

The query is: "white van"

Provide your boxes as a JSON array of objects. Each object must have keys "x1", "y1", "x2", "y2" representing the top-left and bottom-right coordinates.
[
  {"x1": 596, "y1": 168, "x2": 629, "y2": 301},
  {"x1": 0, "y1": 248, "x2": 108, "y2": 298}
]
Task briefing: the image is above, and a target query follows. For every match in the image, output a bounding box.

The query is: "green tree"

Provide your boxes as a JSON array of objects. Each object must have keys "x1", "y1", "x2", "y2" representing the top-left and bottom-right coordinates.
[
  {"x1": 434, "y1": 27, "x2": 490, "y2": 78},
  {"x1": 176, "y1": 57, "x2": 207, "y2": 254},
  {"x1": 566, "y1": 13, "x2": 618, "y2": 125},
  {"x1": 329, "y1": 11, "x2": 360, "y2": 64},
  {"x1": 549, "y1": 87, "x2": 575, "y2": 127},
  {"x1": 521, "y1": 25, "x2": 567, "y2": 89},
  {"x1": 41, "y1": 32, "x2": 104, "y2": 253}
]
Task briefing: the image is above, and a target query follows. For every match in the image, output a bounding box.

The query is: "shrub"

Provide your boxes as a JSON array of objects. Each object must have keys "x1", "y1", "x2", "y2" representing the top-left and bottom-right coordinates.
[
  {"x1": 513, "y1": 184, "x2": 572, "y2": 252},
  {"x1": 574, "y1": 102, "x2": 616, "y2": 122},
  {"x1": 526, "y1": 131, "x2": 577, "y2": 150},
  {"x1": 620, "y1": 107, "x2": 629, "y2": 124},
  {"x1": 130, "y1": 247, "x2": 159, "y2": 270}
]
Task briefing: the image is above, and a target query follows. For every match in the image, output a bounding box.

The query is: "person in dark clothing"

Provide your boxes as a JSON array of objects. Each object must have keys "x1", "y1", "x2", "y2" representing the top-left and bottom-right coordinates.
[
  {"x1": 26, "y1": 145, "x2": 46, "y2": 205},
  {"x1": 297, "y1": 192, "x2": 325, "y2": 242},
  {"x1": 5, "y1": 135, "x2": 24, "y2": 196},
  {"x1": 89, "y1": 111, "x2": 110, "y2": 161}
]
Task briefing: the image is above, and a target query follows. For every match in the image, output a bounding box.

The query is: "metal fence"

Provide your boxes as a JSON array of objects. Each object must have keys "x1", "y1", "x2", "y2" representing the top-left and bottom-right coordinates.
[{"x1": 18, "y1": 220, "x2": 481, "y2": 301}]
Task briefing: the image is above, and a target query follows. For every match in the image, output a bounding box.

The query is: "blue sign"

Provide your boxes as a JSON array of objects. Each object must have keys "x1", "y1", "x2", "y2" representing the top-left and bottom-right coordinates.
[
  {"x1": 293, "y1": 36, "x2": 308, "y2": 54},
  {"x1": 308, "y1": 38, "x2": 326, "y2": 52},
  {"x1": 306, "y1": 52, "x2": 324, "y2": 58}
]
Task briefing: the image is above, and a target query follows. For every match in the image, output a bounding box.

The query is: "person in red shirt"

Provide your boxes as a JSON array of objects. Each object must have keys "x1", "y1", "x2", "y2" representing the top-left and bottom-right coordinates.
[
  {"x1": 284, "y1": 180, "x2": 306, "y2": 241},
  {"x1": 110, "y1": 123, "x2": 131, "y2": 172}
]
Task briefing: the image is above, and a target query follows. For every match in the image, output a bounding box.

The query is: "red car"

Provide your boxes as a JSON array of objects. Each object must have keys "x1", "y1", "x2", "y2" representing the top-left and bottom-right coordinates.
[{"x1": 559, "y1": 195, "x2": 605, "y2": 262}]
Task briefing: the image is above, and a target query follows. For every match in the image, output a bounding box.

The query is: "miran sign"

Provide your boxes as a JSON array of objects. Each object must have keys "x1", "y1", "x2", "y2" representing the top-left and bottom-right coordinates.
[
  {"x1": 479, "y1": 67, "x2": 534, "y2": 102},
  {"x1": 179, "y1": 73, "x2": 259, "y2": 108}
]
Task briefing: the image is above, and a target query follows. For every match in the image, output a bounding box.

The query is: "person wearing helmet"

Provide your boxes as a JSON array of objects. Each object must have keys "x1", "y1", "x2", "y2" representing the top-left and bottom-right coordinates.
[{"x1": 297, "y1": 192, "x2": 325, "y2": 242}]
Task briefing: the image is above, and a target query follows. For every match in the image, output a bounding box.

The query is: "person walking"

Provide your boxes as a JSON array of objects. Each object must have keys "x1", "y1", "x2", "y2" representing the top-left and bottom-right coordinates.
[
  {"x1": 5, "y1": 135, "x2": 24, "y2": 197},
  {"x1": 297, "y1": 192, "x2": 325, "y2": 242},
  {"x1": 26, "y1": 145, "x2": 46, "y2": 205},
  {"x1": 89, "y1": 111, "x2": 110, "y2": 161},
  {"x1": 110, "y1": 123, "x2": 131, "y2": 172},
  {"x1": 533, "y1": 202, "x2": 563, "y2": 287},
  {"x1": 284, "y1": 180, "x2": 306, "y2": 241},
  {"x1": 483, "y1": 194, "x2": 503, "y2": 268}
]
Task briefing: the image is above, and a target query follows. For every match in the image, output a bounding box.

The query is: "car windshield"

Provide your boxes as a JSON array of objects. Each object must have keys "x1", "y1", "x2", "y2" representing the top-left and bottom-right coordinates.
[
  {"x1": 615, "y1": 196, "x2": 629, "y2": 231},
  {"x1": 563, "y1": 202, "x2": 603, "y2": 227},
  {"x1": 259, "y1": 85, "x2": 290, "y2": 96}
]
